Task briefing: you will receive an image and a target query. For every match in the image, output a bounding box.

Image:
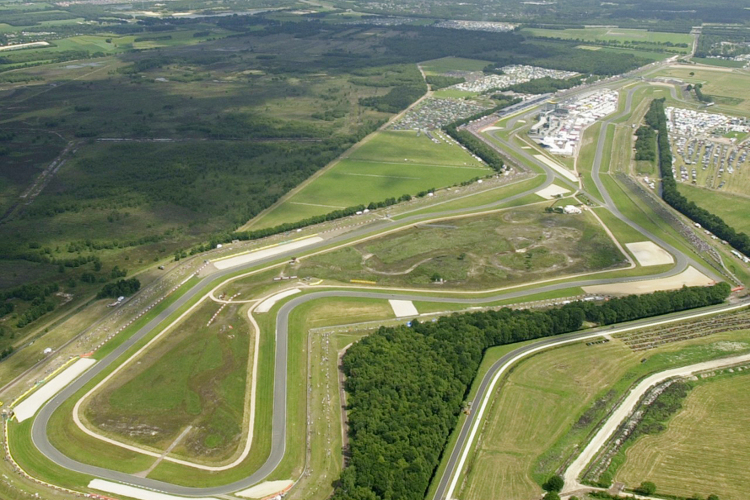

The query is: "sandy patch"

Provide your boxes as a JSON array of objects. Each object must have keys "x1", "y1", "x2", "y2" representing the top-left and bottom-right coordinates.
[
  {"x1": 213, "y1": 236, "x2": 323, "y2": 270},
  {"x1": 583, "y1": 266, "x2": 714, "y2": 295},
  {"x1": 625, "y1": 241, "x2": 674, "y2": 267},
  {"x1": 235, "y1": 480, "x2": 294, "y2": 499},
  {"x1": 255, "y1": 288, "x2": 301, "y2": 313},
  {"x1": 89, "y1": 480, "x2": 220, "y2": 500},
  {"x1": 535, "y1": 184, "x2": 571, "y2": 200},
  {"x1": 533, "y1": 154, "x2": 579, "y2": 183},
  {"x1": 389, "y1": 299, "x2": 419, "y2": 318},
  {"x1": 14, "y1": 358, "x2": 96, "y2": 423}
]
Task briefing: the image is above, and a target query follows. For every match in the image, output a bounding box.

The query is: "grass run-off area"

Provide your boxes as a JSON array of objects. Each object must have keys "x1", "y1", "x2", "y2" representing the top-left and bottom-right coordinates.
[
  {"x1": 650, "y1": 66, "x2": 750, "y2": 115},
  {"x1": 690, "y1": 57, "x2": 748, "y2": 69},
  {"x1": 455, "y1": 317, "x2": 750, "y2": 500},
  {"x1": 617, "y1": 369, "x2": 750, "y2": 500},
  {"x1": 678, "y1": 184, "x2": 750, "y2": 234},
  {"x1": 521, "y1": 27, "x2": 693, "y2": 53},
  {"x1": 249, "y1": 131, "x2": 491, "y2": 229},
  {"x1": 420, "y1": 56, "x2": 492, "y2": 75},
  {"x1": 84, "y1": 300, "x2": 252, "y2": 462},
  {"x1": 293, "y1": 205, "x2": 628, "y2": 289}
]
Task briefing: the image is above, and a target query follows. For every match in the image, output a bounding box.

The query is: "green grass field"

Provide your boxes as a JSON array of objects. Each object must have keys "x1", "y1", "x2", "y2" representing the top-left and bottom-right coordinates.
[
  {"x1": 295, "y1": 205, "x2": 628, "y2": 289},
  {"x1": 420, "y1": 57, "x2": 492, "y2": 75},
  {"x1": 617, "y1": 370, "x2": 750, "y2": 500},
  {"x1": 85, "y1": 300, "x2": 252, "y2": 462},
  {"x1": 522, "y1": 27, "x2": 693, "y2": 53},
  {"x1": 679, "y1": 184, "x2": 750, "y2": 234},
  {"x1": 250, "y1": 131, "x2": 491, "y2": 229},
  {"x1": 457, "y1": 320, "x2": 750, "y2": 500},
  {"x1": 691, "y1": 57, "x2": 747, "y2": 68},
  {"x1": 651, "y1": 66, "x2": 750, "y2": 115}
]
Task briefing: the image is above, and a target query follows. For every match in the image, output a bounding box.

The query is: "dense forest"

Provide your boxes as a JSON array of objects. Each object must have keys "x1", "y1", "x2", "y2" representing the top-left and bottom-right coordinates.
[
  {"x1": 334, "y1": 283, "x2": 731, "y2": 500},
  {"x1": 634, "y1": 126, "x2": 656, "y2": 162},
  {"x1": 647, "y1": 99, "x2": 750, "y2": 258}
]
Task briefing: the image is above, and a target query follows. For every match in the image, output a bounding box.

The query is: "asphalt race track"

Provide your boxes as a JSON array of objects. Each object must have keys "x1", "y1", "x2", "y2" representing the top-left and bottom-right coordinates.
[{"x1": 27, "y1": 73, "x2": 731, "y2": 497}]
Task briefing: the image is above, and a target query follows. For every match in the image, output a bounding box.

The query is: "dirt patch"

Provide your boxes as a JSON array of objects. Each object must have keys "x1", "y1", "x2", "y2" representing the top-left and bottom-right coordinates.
[{"x1": 625, "y1": 241, "x2": 674, "y2": 267}]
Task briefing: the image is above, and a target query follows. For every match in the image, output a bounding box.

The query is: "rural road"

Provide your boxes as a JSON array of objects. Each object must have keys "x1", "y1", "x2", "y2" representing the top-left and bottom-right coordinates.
[{"x1": 28, "y1": 74, "x2": 727, "y2": 498}]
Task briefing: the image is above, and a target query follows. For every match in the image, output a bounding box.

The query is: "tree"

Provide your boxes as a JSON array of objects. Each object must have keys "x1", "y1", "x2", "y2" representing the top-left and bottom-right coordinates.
[
  {"x1": 635, "y1": 481, "x2": 657, "y2": 495},
  {"x1": 543, "y1": 475, "x2": 564, "y2": 492},
  {"x1": 707, "y1": 495, "x2": 720, "y2": 500},
  {"x1": 543, "y1": 493, "x2": 561, "y2": 500}
]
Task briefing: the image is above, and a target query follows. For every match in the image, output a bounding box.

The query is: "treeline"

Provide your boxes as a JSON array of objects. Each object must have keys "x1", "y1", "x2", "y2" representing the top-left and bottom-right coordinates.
[
  {"x1": 443, "y1": 98, "x2": 521, "y2": 172},
  {"x1": 333, "y1": 283, "x2": 731, "y2": 500},
  {"x1": 634, "y1": 126, "x2": 656, "y2": 162},
  {"x1": 691, "y1": 83, "x2": 712, "y2": 103},
  {"x1": 647, "y1": 98, "x2": 750, "y2": 257},
  {"x1": 503, "y1": 75, "x2": 584, "y2": 95},
  {"x1": 97, "y1": 278, "x2": 140, "y2": 299},
  {"x1": 0, "y1": 283, "x2": 60, "y2": 323},
  {"x1": 425, "y1": 75, "x2": 465, "y2": 89}
]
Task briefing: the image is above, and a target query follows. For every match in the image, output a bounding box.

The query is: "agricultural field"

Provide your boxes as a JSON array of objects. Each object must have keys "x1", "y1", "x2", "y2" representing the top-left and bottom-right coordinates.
[
  {"x1": 248, "y1": 130, "x2": 489, "y2": 229},
  {"x1": 678, "y1": 184, "x2": 750, "y2": 234},
  {"x1": 616, "y1": 370, "x2": 750, "y2": 500},
  {"x1": 522, "y1": 27, "x2": 693, "y2": 54},
  {"x1": 293, "y1": 205, "x2": 628, "y2": 289},
  {"x1": 83, "y1": 300, "x2": 252, "y2": 462},
  {"x1": 420, "y1": 57, "x2": 493, "y2": 75},
  {"x1": 456, "y1": 309, "x2": 750, "y2": 500}
]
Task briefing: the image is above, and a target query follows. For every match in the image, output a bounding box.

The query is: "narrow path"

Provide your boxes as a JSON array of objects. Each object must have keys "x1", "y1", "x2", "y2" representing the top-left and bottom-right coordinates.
[{"x1": 136, "y1": 425, "x2": 193, "y2": 478}]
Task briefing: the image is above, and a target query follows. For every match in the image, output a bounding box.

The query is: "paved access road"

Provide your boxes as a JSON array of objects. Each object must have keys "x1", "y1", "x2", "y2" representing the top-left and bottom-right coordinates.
[{"x1": 29, "y1": 76, "x2": 724, "y2": 497}]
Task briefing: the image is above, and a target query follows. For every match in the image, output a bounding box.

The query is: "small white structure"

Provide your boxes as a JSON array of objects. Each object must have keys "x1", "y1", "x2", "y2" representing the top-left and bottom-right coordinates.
[{"x1": 563, "y1": 205, "x2": 582, "y2": 215}]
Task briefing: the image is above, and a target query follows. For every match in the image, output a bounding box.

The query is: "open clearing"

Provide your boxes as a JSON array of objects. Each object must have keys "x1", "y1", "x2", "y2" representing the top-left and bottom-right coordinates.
[
  {"x1": 296, "y1": 206, "x2": 627, "y2": 289},
  {"x1": 616, "y1": 370, "x2": 750, "y2": 500},
  {"x1": 583, "y1": 266, "x2": 713, "y2": 295},
  {"x1": 420, "y1": 57, "x2": 494, "y2": 75},
  {"x1": 13, "y1": 358, "x2": 96, "y2": 423},
  {"x1": 522, "y1": 27, "x2": 693, "y2": 53},
  {"x1": 625, "y1": 241, "x2": 674, "y2": 267},
  {"x1": 535, "y1": 184, "x2": 571, "y2": 199},
  {"x1": 83, "y1": 300, "x2": 252, "y2": 463},
  {"x1": 250, "y1": 131, "x2": 490, "y2": 229}
]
